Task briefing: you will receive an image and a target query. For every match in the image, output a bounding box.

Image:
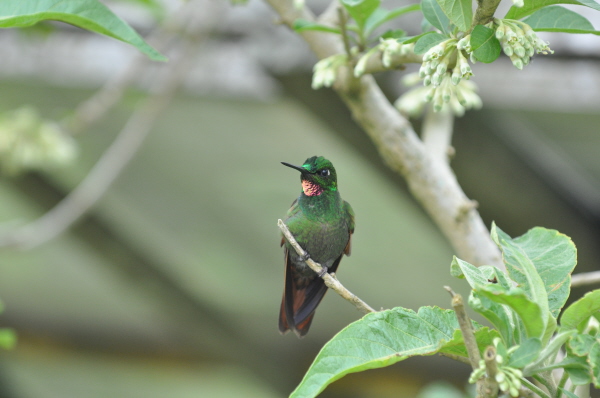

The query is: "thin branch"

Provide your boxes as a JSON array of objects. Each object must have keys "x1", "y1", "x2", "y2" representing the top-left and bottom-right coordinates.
[
  {"x1": 571, "y1": 271, "x2": 600, "y2": 287},
  {"x1": 0, "y1": 1, "x2": 210, "y2": 249},
  {"x1": 337, "y1": 7, "x2": 353, "y2": 61},
  {"x1": 265, "y1": 0, "x2": 504, "y2": 270},
  {"x1": 278, "y1": 219, "x2": 376, "y2": 314},
  {"x1": 445, "y1": 286, "x2": 481, "y2": 369},
  {"x1": 482, "y1": 346, "x2": 499, "y2": 398}
]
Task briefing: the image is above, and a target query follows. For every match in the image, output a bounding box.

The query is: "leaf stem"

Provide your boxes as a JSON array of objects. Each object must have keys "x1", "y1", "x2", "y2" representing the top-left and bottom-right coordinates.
[
  {"x1": 556, "y1": 371, "x2": 569, "y2": 398},
  {"x1": 278, "y1": 219, "x2": 376, "y2": 314},
  {"x1": 533, "y1": 373, "x2": 557, "y2": 397},
  {"x1": 520, "y1": 377, "x2": 551, "y2": 398},
  {"x1": 337, "y1": 7, "x2": 354, "y2": 61}
]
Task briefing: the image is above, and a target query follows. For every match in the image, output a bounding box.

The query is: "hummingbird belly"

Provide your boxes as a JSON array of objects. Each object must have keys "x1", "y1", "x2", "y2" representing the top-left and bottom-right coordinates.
[{"x1": 285, "y1": 218, "x2": 349, "y2": 276}]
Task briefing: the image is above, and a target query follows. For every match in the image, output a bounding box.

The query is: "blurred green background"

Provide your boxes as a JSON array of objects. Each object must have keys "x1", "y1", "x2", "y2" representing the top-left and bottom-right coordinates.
[{"x1": 0, "y1": 1, "x2": 600, "y2": 397}]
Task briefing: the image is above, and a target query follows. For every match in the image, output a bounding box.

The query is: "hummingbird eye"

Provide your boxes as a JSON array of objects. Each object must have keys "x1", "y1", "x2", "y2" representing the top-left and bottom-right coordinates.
[{"x1": 319, "y1": 169, "x2": 330, "y2": 177}]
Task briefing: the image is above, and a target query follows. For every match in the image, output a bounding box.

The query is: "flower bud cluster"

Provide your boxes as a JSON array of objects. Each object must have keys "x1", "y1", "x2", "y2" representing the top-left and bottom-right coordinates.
[
  {"x1": 395, "y1": 72, "x2": 481, "y2": 117},
  {"x1": 468, "y1": 338, "x2": 525, "y2": 398},
  {"x1": 0, "y1": 106, "x2": 77, "y2": 175},
  {"x1": 311, "y1": 54, "x2": 348, "y2": 89},
  {"x1": 494, "y1": 19, "x2": 553, "y2": 70},
  {"x1": 419, "y1": 39, "x2": 473, "y2": 90}
]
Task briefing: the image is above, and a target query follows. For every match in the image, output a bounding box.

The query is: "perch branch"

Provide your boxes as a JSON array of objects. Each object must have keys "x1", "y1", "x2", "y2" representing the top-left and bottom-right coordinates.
[
  {"x1": 278, "y1": 219, "x2": 376, "y2": 314},
  {"x1": 265, "y1": 0, "x2": 504, "y2": 270}
]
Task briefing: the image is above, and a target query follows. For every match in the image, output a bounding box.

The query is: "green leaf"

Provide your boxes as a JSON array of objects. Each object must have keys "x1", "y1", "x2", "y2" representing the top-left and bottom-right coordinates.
[
  {"x1": 364, "y1": 4, "x2": 420, "y2": 36},
  {"x1": 0, "y1": 328, "x2": 16, "y2": 350},
  {"x1": 470, "y1": 25, "x2": 501, "y2": 63},
  {"x1": 508, "y1": 337, "x2": 542, "y2": 368},
  {"x1": 293, "y1": 19, "x2": 342, "y2": 34},
  {"x1": 505, "y1": 0, "x2": 600, "y2": 20},
  {"x1": 524, "y1": 5, "x2": 600, "y2": 35},
  {"x1": 290, "y1": 306, "x2": 497, "y2": 398},
  {"x1": 562, "y1": 354, "x2": 592, "y2": 385},
  {"x1": 0, "y1": 0, "x2": 166, "y2": 61},
  {"x1": 469, "y1": 290, "x2": 519, "y2": 345},
  {"x1": 561, "y1": 289, "x2": 600, "y2": 330},
  {"x1": 379, "y1": 29, "x2": 407, "y2": 39},
  {"x1": 451, "y1": 257, "x2": 518, "y2": 344},
  {"x1": 568, "y1": 333, "x2": 600, "y2": 387},
  {"x1": 341, "y1": 0, "x2": 380, "y2": 30},
  {"x1": 421, "y1": 0, "x2": 450, "y2": 34},
  {"x1": 492, "y1": 224, "x2": 576, "y2": 319},
  {"x1": 477, "y1": 284, "x2": 546, "y2": 339},
  {"x1": 414, "y1": 32, "x2": 448, "y2": 54},
  {"x1": 403, "y1": 31, "x2": 437, "y2": 44},
  {"x1": 450, "y1": 257, "x2": 493, "y2": 286},
  {"x1": 435, "y1": 0, "x2": 472, "y2": 32}
]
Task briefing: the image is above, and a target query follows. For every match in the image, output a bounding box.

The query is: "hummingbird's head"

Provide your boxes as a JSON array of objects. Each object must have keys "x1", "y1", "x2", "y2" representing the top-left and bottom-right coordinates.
[{"x1": 281, "y1": 156, "x2": 337, "y2": 197}]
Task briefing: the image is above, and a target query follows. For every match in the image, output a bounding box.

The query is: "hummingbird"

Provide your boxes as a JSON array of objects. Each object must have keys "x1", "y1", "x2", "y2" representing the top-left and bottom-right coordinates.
[{"x1": 279, "y1": 156, "x2": 355, "y2": 337}]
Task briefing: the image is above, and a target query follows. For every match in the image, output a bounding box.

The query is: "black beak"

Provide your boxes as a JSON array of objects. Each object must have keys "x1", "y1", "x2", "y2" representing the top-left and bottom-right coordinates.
[{"x1": 281, "y1": 162, "x2": 307, "y2": 173}]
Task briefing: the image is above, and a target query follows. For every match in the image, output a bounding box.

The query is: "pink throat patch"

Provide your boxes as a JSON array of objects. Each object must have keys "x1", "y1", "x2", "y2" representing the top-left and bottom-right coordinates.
[{"x1": 302, "y1": 180, "x2": 323, "y2": 196}]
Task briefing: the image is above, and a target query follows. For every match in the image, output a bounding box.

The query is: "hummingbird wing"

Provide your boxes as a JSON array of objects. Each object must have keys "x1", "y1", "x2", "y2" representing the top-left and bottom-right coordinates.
[
  {"x1": 279, "y1": 247, "x2": 345, "y2": 337},
  {"x1": 343, "y1": 200, "x2": 355, "y2": 256}
]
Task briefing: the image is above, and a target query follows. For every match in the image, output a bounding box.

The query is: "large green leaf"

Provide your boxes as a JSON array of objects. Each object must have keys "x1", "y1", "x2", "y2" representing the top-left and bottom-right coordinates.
[
  {"x1": 492, "y1": 224, "x2": 576, "y2": 319},
  {"x1": 477, "y1": 284, "x2": 546, "y2": 339},
  {"x1": 421, "y1": 0, "x2": 450, "y2": 34},
  {"x1": 0, "y1": 0, "x2": 165, "y2": 61},
  {"x1": 341, "y1": 0, "x2": 380, "y2": 30},
  {"x1": 470, "y1": 25, "x2": 501, "y2": 63},
  {"x1": 505, "y1": 0, "x2": 600, "y2": 20},
  {"x1": 435, "y1": 0, "x2": 472, "y2": 32},
  {"x1": 524, "y1": 6, "x2": 600, "y2": 35},
  {"x1": 561, "y1": 289, "x2": 600, "y2": 330},
  {"x1": 364, "y1": 4, "x2": 420, "y2": 36},
  {"x1": 290, "y1": 307, "x2": 498, "y2": 398}
]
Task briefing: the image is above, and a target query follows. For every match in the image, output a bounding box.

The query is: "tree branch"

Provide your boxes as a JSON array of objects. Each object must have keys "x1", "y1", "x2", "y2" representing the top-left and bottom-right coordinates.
[
  {"x1": 471, "y1": 0, "x2": 502, "y2": 28},
  {"x1": 571, "y1": 271, "x2": 600, "y2": 288},
  {"x1": 265, "y1": 0, "x2": 503, "y2": 269},
  {"x1": 278, "y1": 219, "x2": 376, "y2": 314},
  {"x1": 422, "y1": 107, "x2": 454, "y2": 163}
]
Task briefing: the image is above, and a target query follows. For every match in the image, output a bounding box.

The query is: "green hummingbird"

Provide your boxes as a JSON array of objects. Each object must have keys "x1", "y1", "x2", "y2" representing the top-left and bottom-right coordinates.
[{"x1": 279, "y1": 156, "x2": 355, "y2": 337}]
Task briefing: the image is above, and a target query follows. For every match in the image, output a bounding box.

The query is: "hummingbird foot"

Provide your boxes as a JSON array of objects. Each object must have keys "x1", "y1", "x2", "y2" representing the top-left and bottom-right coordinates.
[
  {"x1": 317, "y1": 266, "x2": 328, "y2": 278},
  {"x1": 299, "y1": 252, "x2": 311, "y2": 262}
]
